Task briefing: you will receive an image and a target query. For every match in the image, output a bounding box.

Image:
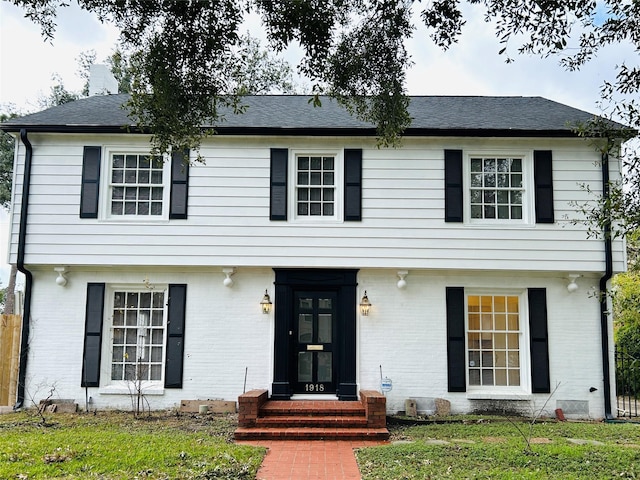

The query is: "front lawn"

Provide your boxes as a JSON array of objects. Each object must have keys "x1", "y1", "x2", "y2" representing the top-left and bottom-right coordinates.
[
  {"x1": 357, "y1": 418, "x2": 640, "y2": 479},
  {"x1": 0, "y1": 411, "x2": 264, "y2": 479}
]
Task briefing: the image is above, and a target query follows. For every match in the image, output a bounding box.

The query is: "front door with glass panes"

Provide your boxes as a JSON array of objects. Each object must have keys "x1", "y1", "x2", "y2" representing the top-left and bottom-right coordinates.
[{"x1": 293, "y1": 291, "x2": 337, "y2": 394}]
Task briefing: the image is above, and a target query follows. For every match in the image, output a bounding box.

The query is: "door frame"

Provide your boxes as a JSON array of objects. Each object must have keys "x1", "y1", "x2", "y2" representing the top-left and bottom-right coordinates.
[{"x1": 271, "y1": 269, "x2": 358, "y2": 401}]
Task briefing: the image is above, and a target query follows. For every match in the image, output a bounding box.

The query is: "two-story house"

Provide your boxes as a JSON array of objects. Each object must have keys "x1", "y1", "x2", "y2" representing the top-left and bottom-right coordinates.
[{"x1": 2, "y1": 94, "x2": 624, "y2": 419}]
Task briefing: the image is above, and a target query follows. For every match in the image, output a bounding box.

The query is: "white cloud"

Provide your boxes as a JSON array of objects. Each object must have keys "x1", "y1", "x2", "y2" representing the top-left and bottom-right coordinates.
[{"x1": 0, "y1": 2, "x2": 120, "y2": 112}]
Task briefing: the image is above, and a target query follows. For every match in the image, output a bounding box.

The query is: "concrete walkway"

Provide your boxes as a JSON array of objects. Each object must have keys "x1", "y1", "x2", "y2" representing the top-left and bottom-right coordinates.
[{"x1": 237, "y1": 439, "x2": 387, "y2": 480}]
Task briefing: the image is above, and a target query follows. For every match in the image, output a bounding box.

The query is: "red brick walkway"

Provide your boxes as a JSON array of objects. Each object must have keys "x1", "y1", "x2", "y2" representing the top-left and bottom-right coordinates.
[{"x1": 237, "y1": 439, "x2": 387, "y2": 480}]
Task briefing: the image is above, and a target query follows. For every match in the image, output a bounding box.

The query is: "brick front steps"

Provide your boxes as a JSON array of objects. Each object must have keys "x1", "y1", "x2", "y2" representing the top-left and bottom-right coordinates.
[{"x1": 234, "y1": 389, "x2": 389, "y2": 441}]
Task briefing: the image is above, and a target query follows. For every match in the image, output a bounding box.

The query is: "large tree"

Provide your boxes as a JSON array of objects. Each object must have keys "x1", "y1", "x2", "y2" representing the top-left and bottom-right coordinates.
[{"x1": 9, "y1": 0, "x2": 640, "y2": 229}]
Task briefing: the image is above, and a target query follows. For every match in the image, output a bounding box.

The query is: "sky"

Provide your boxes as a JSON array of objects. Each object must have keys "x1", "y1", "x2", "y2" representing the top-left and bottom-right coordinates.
[{"x1": 0, "y1": 1, "x2": 635, "y2": 287}]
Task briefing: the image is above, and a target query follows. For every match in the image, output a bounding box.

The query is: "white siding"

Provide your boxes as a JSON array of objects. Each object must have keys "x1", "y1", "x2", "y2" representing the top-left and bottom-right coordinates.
[
  {"x1": 8, "y1": 133, "x2": 625, "y2": 274},
  {"x1": 24, "y1": 267, "x2": 611, "y2": 419}
]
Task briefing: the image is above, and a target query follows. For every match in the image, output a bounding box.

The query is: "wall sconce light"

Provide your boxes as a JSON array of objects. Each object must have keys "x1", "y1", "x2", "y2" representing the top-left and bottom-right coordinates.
[
  {"x1": 567, "y1": 274, "x2": 580, "y2": 293},
  {"x1": 360, "y1": 291, "x2": 371, "y2": 316},
  {"x1": 222, "y1": 268, "x2": 236, "y2": 287},
  {"x1": 397, "y1": 270, "x2": 408, "y2": 289},
  {"x1": 54, "y1": 267, "x2": 67, "y2": 287},
  {"x1": 260, "y1": 290, "x2": 272, "y2": 314}
]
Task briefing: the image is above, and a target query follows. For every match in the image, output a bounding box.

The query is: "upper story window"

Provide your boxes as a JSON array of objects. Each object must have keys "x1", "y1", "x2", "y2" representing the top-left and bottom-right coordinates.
[
  {"x1": 470, "y1": 157, "x2": 523, "y2": 220},
  {"x1": 110, "y1": 153, "x2": 165, "y2": 216},
  {"x1": 296, "y1": 155, "x2": 336, "y2": 217},
  {"x1": 80, "y1": 145, "x2": 189, "y2": 220},
  {"x1": 467, "y1": 293, "x2": 523, "y2": 389}
]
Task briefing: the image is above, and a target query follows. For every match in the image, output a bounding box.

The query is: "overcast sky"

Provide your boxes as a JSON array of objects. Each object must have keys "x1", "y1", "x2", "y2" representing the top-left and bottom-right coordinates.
[{"x1": 0, "y1": 2, "x2": 634, "y2": 286}]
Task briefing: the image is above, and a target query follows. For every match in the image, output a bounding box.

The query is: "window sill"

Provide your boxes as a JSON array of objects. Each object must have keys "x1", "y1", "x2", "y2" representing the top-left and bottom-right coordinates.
[
  {"x1": 99, "y1": 386, "x2": 165, "y2": 396},
  {"x1": 466, "y1": 392, "x2": 532, "y2": 401}
]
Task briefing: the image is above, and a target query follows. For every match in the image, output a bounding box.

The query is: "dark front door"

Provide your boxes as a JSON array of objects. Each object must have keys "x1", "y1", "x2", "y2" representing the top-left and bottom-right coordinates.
[
  {"x1": 272, "y1": 269, "x2": 358, "y2": 401},
  {"x1": 293, "y1": 291, "x2": 337, "y2": 394}
]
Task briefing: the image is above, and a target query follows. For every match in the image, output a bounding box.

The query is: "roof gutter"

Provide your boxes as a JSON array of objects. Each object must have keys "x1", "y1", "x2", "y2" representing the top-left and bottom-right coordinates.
[
  {"x1": 599, "y1": 151, "x2": 614, "y2": 420},
  {"x1": 14, "y1": 129, "x2": 34, "y2": 409}
]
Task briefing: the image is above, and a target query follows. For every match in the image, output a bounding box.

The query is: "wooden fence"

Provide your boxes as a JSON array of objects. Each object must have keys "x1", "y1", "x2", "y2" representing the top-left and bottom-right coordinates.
[{"x1": 0, "y1": 315, "x2": 21, "y2": 406}]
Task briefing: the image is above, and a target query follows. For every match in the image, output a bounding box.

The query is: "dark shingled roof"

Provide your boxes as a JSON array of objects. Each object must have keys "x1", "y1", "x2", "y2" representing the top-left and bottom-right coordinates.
[{"x1": 1, "y1": 94, "x2": 602, "y2": 137}]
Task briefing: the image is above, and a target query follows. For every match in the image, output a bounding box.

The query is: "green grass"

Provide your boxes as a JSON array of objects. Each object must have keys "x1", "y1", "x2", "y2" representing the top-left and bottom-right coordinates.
[
  {"x1": 357, "y1": 419, "x2": 640, "y2": 479},
  {"x1": 0, "y1": 411, "x2": 265, "y2": 479},
  {"x1": 3, "y1": 411, "x2": 640, "y2": 479}
]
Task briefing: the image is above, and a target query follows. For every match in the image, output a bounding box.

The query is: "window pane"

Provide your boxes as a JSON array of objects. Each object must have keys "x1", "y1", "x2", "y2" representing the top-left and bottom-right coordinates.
[
  {"x1": 137, "y1": 203, "x2": 149, "y2": 215},
  {"x1": 469, "y1": 369, "x2": 480, "y2": 385},
  {"x1": 482, "y1": 351, "x2": 493, "y2": 367},
  {"x1": 111, "y1": 364, "x2": 123, "y2": 381},
  {"x1": 310, "y1": 203, "x2": 321, "y2": 215},
  {"x1": 469, "y1": 350, "x2": 480, "y2": 367},
  {"x1": 470, "y1": 158, "x2": 482, "y2": 172},
  {"x1": 495, "y1": 369, "x2": 507, "y2": 385},
  {"x1": 508, "y1": 369, "x2": 520, "y2": 386},
  {"x1": 298, "y1": 157, "x2": 309, "y2": 170},
  {"x1": 298, "y1": 203, "x2": 308, "y2": 215},
  {"x1": 298, "y1": 189, "x2": 308, "y2": 201},
  {"x1": 494, "y1": 333, "x2": 506, "y2": 349},
  {"x1": 323, "y1": 172, "x2": 334, "y2": 185},
  {"x1": 495, "y1": 314, "x2": 506, "y2": 330},
  {"x1": 125, "y1": 155, "x2": 137, "y2": 168},
  {"x1": 310, "y1": 157, "x2": 321, "y2": 170},
  {"x1": 323, "y1": 157, "x2": 334, "y2": 169},
  {"x1": 511, "y1": 206, "x2": 523, "y2": 219},
  {"x1": 150, "y1": 365, "x2": 162, "y2": 381},
  {"x1": 484, "y1": 205, "x2": 496, "y2": 218},
  {"x1": 112, "y1": 170, "x2": 124, "y2": 183},
  {"x1": 471, "y1": 205, "x2": 482, "y2": 218},
  {"x1": 481, "y1": 369, "x2": 494, "y2": 385},
  {"x1": 310, "y1": 172, "x2": 321, "y2": 185},
  {"x1": 468, "y1": 314, "x2": 480, "y2": 330},
  {"x1": 298, "y1": 314, "x2": 313, "y2": 342},
  {"x1": 323, "y1": 188, "x2": 334, "y2": 201},
  {"x1": 511, "y1": 158, "x2": 522, "y2": 172},
  {"x1": 497, "y1": 206, "x2": 509, "y2": 219},
  {"x1": 310, "y1": 188, "x2": 321, "y2": 201},
  {"x1": 317, "y1": 352, "x2": 332, "y2": 382},
  {"x1": 468, "y1": 333, "x2": 480, "y2": 349},
  {"x1": 113, "y1": 154, "x2": 124, "y2": 168},
  {"x1": 495, "y1": 351, "x2": 507, "y2": 368},
  {"x1": 323, "y1": 203, "x2": 334, "y2": 216},
  {"x1": 298, "y1": 352, "x2": 312, "y2": 382},
  {"x1": 484, "y1": 158, "x2": 496, "y2": 172},
  {"x1": 318, "y1": 314, "x2": 332, "y2": 343}
]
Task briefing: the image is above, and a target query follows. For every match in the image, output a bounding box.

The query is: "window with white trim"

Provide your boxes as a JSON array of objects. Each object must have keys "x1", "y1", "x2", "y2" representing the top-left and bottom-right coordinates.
[
  {"x1": 289, "y1": 151, "x2": 343, "y2": 221},
  {"x1": 467, "y1": 294, "x2": 522, "y2": 388},
  {"x1": 296, "y1": 155, "x2": 336, "y2": 217},
  {"x1": 109, "y1": 288, "x2": 167, "y2": 384},
  {"x1": 108, "y1": 152, "x2": 166, "y2": 217},
  {"x1": 469, "y1": 157, "x2": 524, "y2": 220}
]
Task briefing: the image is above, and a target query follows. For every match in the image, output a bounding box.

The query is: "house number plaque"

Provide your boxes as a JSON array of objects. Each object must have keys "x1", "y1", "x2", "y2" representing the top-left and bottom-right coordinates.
[{"x1": 305, "y1": 384, "x2": 325, "y2": 392}]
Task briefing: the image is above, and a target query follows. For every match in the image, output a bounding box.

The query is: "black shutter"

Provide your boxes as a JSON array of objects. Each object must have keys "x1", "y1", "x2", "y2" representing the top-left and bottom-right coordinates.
[
  {"x1": 444, "y1": 149, "x2": 463, "y2": 222},
  {"x1": 344, "y1": 148, "x2": 362, "y2": 221},
  {"x1": 446, "y1": 287, "x2": 466, "y2": 392},
  {"x1": 270, "y1": 148, "x2": 288, "y2": 220},
  {"x1": 80, "y1": 146, "x2": 101, "y2": 218},
  {"x1": 169, "y1": 149, "x2": 189, "y2": 219},
  {"x1": 81, "y1": 283, "x2": 105, "y2": 387},
  {"x1": 165, "y1": 284, "x2": 187, "y2": 388},
  {"x1": 534, "y1": 150, "x2": 554, "y2": 223},
  {"x1": 528, "y1": 288, "x2": 551, "y2": 393}
]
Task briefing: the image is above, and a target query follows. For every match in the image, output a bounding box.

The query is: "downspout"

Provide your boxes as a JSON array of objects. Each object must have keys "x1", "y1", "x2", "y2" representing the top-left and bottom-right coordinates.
[
  {"x1": 599, "y1": 151, "x2": 614, "y2": 420},
  {"x1": 14, "y1": 129, "x2": 34, "y2": 409}
]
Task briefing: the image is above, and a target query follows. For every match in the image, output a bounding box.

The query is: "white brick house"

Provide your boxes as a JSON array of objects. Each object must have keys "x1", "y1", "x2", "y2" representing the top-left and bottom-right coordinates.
[{"x1": 2, "y1": 95, "x2": 624, "y2": 419}]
